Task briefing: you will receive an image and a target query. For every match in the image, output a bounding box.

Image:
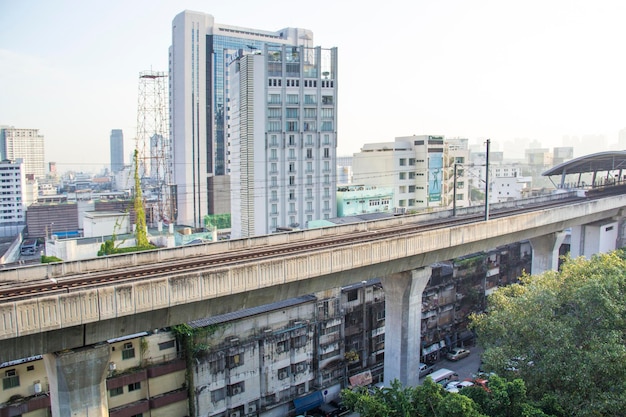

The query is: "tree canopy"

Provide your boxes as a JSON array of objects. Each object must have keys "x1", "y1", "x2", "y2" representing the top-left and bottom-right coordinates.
[
  {"x1": 472, "y1": 250, "x2": 626, "y2": 417},
  {"x1": 341, "y1": 376, "x2": 549, "y2": 417}
]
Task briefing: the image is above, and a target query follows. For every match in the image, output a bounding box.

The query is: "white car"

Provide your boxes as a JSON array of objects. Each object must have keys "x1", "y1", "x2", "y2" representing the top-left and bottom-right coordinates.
[{"x1": 446, "y1": 380, "x2": 475, "y2": 393}]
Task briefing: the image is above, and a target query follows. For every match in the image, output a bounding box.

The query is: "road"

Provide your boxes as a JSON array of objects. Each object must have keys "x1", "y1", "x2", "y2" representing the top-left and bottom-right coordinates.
[{"x1": 422, "y1": 344, "x2": 484, "y2": 383}]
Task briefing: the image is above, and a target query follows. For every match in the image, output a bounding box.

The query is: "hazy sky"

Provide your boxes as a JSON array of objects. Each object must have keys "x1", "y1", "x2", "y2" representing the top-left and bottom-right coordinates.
[{"x1": 2, "y1": 0, "x2": 626, "y2": 172}]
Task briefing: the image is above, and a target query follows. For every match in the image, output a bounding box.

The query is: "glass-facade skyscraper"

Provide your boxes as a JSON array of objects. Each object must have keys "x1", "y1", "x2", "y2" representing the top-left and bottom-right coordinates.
[
  {"x1": 110, "y1": 129, "x2": 124, "y2": 173},
  {"x1": 170, "y1": 11, "x2": 314, "y2": 228}
]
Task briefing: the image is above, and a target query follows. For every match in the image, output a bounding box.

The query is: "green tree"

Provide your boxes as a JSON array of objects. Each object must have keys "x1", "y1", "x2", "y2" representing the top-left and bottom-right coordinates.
[{"x1": 472, "y1": 251, "x2": 626, "y2": 417}]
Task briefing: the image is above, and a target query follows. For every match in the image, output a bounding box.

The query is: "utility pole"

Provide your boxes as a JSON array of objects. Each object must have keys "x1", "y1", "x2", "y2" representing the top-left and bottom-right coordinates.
[{"x1": 484, "y1": 139, "x2": 490, "y2": 221}]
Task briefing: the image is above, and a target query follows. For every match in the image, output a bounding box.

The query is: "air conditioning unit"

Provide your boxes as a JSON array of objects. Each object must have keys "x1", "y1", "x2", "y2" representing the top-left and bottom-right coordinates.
[
  {"x1": 248, "y1": 404, "x2": 257, "y2": 414},
  {"x1": 232, "y1": 387, "x2": 242, "y2": 395},
  {"x1": 297, "y1": 386, "x2": 306, "y2": 395},
  {"x1": 279, "y1": 371, "x2": 288, "y2": 379},
  {"x1": 109, "y1": 362, "x2": 116, "y2": 371},
  {"x1": 230, "y1": 411, "x2": 241, "y2": 417},
  {"x1": 296, "y1": 363, "x2": 306, "y2": 372},
  {"x1": 276, "y1": 346, "x2": 284, "y2": 353}
]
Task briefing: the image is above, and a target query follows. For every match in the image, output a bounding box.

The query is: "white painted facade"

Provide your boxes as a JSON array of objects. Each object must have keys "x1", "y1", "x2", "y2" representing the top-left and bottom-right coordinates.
[
  {"x1": 228, "y1": 45, "x2": 338, "y2": 238},
  {"x1": 353, "y1": 136, "x2": 468, "y2": 213},
  {"x1": 0, "y1": 159, "x2": 26, "y2": 225},
  {"x1": 0, "y1": 127, "x2": 45, "y2": 179}
]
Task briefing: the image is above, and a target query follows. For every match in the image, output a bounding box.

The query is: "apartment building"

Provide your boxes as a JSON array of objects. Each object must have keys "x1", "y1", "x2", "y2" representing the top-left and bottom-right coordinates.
[
  {"x1": 228, "y1": 45, "x2": 338, "y2": 237},
  {"x1": 0, "y1": 159, "x2": 27, "y2": 226},
  {"x1": 0, "y1": 127, "x2": 45, "y2": 179},
  {"x1": 352, "y1": 135, "x2": 470, "y2": 213}
]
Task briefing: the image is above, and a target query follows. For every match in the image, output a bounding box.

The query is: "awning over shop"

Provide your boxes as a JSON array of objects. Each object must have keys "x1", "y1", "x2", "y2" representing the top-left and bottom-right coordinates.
[
  {"x1": 422, "y1": 340, "x2": 446, "y2": 356},
  {"x1": 293, "y1": 391, "x2": 324, "y2": 414},
  {"x1": 349, "y1": 370, "x2": 373, "y2": 387}
]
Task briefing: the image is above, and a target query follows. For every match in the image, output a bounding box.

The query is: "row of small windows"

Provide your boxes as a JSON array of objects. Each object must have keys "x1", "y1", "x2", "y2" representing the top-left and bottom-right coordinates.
[
  {"x1": 268, "y1": 134, "x2": 333, "y2": 147},
  {"x1": 369, "y1": 199, "x2": 391, "y2": 206},
  {"x1": 109, "y1": 381, "x2": 141, "y2": 397},
  {"x1": 267, "y1": 79, "x2": 333, "y2": 88},
  {"x1": 267, "y1": 121, "x2": 334, "y2": 132},
  {"x1": 399, "y1": 158, "x2": 426, "y2": 166},
  {"x1": 268, "y1": 94, "x2": 334, "y2": 105},
  {"x1": 268, "y1": 108, "x2": 335, "y2": 119},
  {"x1": 398, "y1": 172, "x2": 426, "y2": 180}
]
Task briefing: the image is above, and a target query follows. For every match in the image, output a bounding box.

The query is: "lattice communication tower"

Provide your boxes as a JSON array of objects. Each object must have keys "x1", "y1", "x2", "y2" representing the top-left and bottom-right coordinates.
[{"x1": 136, "y1": 70, "x2": 173, "y2": 224}]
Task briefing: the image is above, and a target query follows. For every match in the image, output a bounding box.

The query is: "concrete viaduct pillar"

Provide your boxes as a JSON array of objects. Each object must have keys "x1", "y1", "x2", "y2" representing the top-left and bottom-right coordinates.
[
  {"x1": 380, "y1": 267, "x2": 431, "y2": 388},
  {"x1": 43, "y1": 344, "x2": 110, "y2": 417},
  {"x1": 530, "y1": 231, "x2": 567, "y2": 275}
]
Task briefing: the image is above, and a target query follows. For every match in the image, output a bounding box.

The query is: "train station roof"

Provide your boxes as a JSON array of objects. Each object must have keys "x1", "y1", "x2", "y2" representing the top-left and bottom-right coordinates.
[{"x1": 542, "y1": 150, "x2": 626, "y2": 176}]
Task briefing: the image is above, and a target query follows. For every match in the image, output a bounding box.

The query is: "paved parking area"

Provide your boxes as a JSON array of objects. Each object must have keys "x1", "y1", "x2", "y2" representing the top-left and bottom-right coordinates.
[{"x1": 423, "y1": 345, "x2": 484, "y2": 382}]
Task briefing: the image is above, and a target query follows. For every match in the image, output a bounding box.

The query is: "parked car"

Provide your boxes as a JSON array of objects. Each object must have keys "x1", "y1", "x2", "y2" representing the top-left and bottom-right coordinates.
[
  {"x1": 445, "y1": 380, "x2": 475, "y2": 393},
  {"x1": 446, "y1": 347, "x2": 470, "y2": 361},
  {"x1": 419, "y1": 362, "x2": 435, "y2": 378}
]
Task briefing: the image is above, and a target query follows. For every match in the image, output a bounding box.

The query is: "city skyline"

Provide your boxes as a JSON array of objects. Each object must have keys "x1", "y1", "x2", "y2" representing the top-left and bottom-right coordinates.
[{"x1": 2, "y1": 0, "x2": 626, "y2": 172}]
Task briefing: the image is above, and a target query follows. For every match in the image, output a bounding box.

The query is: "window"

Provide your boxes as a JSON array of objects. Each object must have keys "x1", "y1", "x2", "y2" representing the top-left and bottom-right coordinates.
[
  {"x1": 110, "y1": 386, "x2": 123, "y2": 397},
  {"x1": 278, "y1": 366, "x2": 290, "y2": 380},
  {"x1": 399, "y1": 158, "x2": 406, "y2": 166},
  {"x1": 321, "y1": 121, "x2": 333, "y2": 131},
  {"x1": 289, "y1": 190, "x2": 296, "y2": 200},
  {"x1": 270, "y1": 149, "x2": 277, "y2": 160},
  {"x1": 268, "y1": 121, "x2": 281, "y2": 132},
  {"x1": 122, "y1": 342, "x2": 135, "y2": 360},
  {"x1": 409, "y1": 158, "x2": 416, "y2": 165},
  {"x1": 323, "y1": 148, "x2": 330, "y2": 158},
  {"x1": 286, "y1": 121, "x2": 298, "y2": 132},
  {"x1": 399, "y1": 172, "x2": 406, "y2": 180},
  {"x1": 268, "y1": 94, "x2": 281, "y2": 104},
  {"x1": 289, "y1": 176, "x2": 295, "y2": 186},
  {"x1": 277, "y1": 340, "x2": 289, "y2": 353},
  {"x1": 304, "y1": 108, "x2": 316, "y2": 118},
  {"x1": 304, "y1": 94, "x2": 316, "y2": 104},
  {"x1": 267, "y1": 108, "x2": 281, "y2": 118},
  {"x1": 3, "y1": 370, "x2": 19, "y2": 390},
  {"x1": 286, "y1": 94, "x2": 299, "y2": 104},
  {"x1": 211, "y1": 387, "x2": 226, "y2": 403},
  {"x1": 320, "y1": 108, "x2": 333, "y2": 118},
  {"x1": 322, "y1": 95, "x2": 333, "y2": 105},
  {"x1": 158, "y1": 340, "x2": 175, "y2": 350},
  {"x1": 128, "y1": 382, "x2": 141, "y2": 392},
  {"x1": 408, "y1": 172, "x2": 416, "y2": 179},
  {"x1": 286, "y1": 108, "x2": 299, "y2": 118},
  {"x1": 292, "y1": 336, "x2": 308, "y2": 349},
  {"x1": 289, "y1": 163, "x2": 295, "y2": 173},
  {"x1": 228, "y1": 353, "x2": 244, "y2": 368},
  {"x1": 306, "y1": 148, "x2": 313, "y2": 159},
  {"x1": 347, "y1": 290, "x2": 358, "y2": 302},
  {"x1": 229, "y1": 382, "x2": 245, "y2": 396}
]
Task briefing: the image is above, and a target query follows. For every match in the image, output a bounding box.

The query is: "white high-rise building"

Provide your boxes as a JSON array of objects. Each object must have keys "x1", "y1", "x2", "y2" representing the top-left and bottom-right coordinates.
[
  {"x1": 0, "y1": 127, "x2": 45, "y2": 178},
  {"x1": 0, "y1": 159, "x2": 26, "y2": 225},
  {"x1": 228, "y1": 45, "x2": 338, "y2": 238},
  {"x1": 170, "y1": 11, "x2": 314, "y2": 228}
]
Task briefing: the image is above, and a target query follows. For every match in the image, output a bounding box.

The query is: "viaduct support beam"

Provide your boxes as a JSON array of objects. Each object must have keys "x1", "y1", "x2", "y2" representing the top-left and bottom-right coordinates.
[
  {"x1": 380, "y1": 267, "x2": 431, "y2": 388},
  {"x1": 529, "y1": 231, "x2": 567, "y2": 275},
  {"x1": 43, "y1": 344, "x2": 110, "y2": 417}
]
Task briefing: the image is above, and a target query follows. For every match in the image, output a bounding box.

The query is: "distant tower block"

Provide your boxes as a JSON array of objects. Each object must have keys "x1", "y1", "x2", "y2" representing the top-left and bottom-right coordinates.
[{"x1": 136, "y1": 70, "x2": 173, "y2": 223}]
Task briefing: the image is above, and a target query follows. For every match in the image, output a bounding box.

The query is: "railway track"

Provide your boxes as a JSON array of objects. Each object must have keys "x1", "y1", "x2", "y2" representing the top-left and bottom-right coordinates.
[{"x1": 0, "y1": 192, "x2": 611, "y2": 302}]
